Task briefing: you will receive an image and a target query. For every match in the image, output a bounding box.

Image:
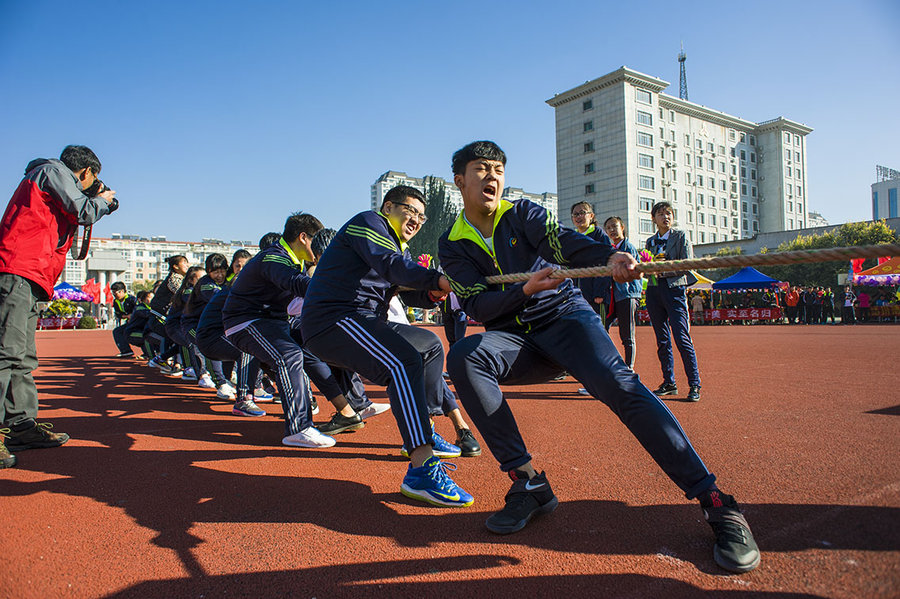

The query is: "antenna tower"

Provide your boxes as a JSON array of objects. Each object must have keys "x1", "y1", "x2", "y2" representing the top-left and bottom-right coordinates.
[{"x1": 678, "y1": 43, "x2": 688, "y2": 101}]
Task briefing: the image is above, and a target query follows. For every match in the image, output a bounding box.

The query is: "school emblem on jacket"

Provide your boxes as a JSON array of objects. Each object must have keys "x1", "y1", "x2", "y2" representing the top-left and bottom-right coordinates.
[{"x1": 509, "y1": 237, "x2": 518, "y2": 247}]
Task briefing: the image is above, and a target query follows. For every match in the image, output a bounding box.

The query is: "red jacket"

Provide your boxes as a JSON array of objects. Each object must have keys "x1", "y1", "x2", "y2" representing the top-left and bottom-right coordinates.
[{"x1": 0, "y1": 159, "x2": 110, "y2": 299}]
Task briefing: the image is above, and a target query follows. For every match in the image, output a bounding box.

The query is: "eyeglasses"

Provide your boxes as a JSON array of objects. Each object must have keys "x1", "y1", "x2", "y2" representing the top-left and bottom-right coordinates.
[
  {"x1": 572, "y1": 210, "x2": 592, "y2": 218},
  {"x1": 392, "y1": 202, "x2": 428, "y2": 224}
]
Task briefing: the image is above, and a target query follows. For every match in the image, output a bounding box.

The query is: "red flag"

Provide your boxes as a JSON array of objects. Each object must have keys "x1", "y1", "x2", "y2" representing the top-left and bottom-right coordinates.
[
  {"x1": 83, "y1": 278, "x2": 100, "y2": 304},
  {"x1": 104, "y1": 283, "x2": 113, "y2": 304},
  {"x1": 851, "y1": 259, "x2": 865, "y2": 274},
  {"x1": 878, "y1": 256, "x2": 892, "y2": 265}
]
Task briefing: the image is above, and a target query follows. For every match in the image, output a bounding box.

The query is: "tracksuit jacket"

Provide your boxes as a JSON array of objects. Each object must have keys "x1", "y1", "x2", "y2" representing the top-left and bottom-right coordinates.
[
  {"x1": 438, "y1": 199, "x2": 617, "y2": 332},
  {"x1": 0, "y1": 158, "x2": 111, "y2": 299},
  {"x1": 222, "y1": 238, "x2": 310, "y2": 331},
  {"x1": 301, "y1": 210, "x2": 441, "y2": 339},
  {"x1": 181, "y1": 274, "x2": 222, "y2": 337},
  {"x1": 575, "y1": 224, "x2": 613, "y2": 309}
]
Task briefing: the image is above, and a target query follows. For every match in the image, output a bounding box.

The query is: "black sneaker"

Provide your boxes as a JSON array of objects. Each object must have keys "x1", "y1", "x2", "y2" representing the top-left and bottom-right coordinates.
[
  {"x1": 653, "y1": 382, "x2": 678, "y2": 396},
  {"x1": 703, "y1": 493, "x2": 761, "y2": 573},
  {"x1": 455, "y1": 429, "x2": 481, "y2": 457},
  {"x1": 4, "y1": 422, "x2": 69, "y2": 451},
  {"x1": 687, "y1": 385, "x2": 701, "y2": 402},
  {"x1": 0, "y1": 429, "x2": 16, "y2": 468},
  {"x1": 486, "y1": 470, "x2": 558, "y2": 534},
  {"x1": 318, "y1": 412, "x2": 365, "y2": 435}
]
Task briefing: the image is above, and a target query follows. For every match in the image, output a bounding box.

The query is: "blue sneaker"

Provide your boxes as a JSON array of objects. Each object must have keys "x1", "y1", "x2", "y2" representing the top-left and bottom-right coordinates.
[
  {"x1": 400, "y1": 423, "x2": 462, "y2": 458},
  {"x1": 232, "y1": 398, "x2": 266, "y2": 417},
  {"x1": 401, "y1": 456, "x2": 474, "y2": 507},
  {"x1": 253, "y1": 388, "x2": 274, "y2": 402}
]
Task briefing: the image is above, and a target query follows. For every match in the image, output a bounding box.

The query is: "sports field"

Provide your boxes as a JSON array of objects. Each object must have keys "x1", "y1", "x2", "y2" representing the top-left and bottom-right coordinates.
[{"x1": 2, "y1": 325, "x2": 898, "y2": 599}]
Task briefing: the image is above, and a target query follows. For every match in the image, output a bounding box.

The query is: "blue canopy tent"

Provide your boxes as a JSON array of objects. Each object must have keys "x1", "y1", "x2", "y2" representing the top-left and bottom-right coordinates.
[{"x1": 712, "y1": 267, "x2": 781, "y2": 290}]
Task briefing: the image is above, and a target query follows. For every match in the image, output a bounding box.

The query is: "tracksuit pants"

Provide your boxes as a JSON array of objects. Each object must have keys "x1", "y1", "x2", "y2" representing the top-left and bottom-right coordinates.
[
  {"x1": 443, "y1": 310, "x2": 468, "y2": 347},
  {"x1": 112, "y1": 323, "x2": 132, "y2": 354},
  {"x1": 606, "y1": 297, "x2": 638, "y2": 369},
  {"x1": 196, "y1": 332, "x2": 259, "y2": 398},
  {"x1": 446, "y1": 309, "x2": 715, "y2": 500},
  {"x1": 303, "y1": 313, "x2": 443, "y2": 452},
  {"x1": 0, "y1": 273, "x2": 41, "y2": 428},
  {"x1": 227, "y1": 319, "x2": 311, "y2": 436},
  {"x1": 645, "y1": 284, "x2": 701, "y2": 388}
]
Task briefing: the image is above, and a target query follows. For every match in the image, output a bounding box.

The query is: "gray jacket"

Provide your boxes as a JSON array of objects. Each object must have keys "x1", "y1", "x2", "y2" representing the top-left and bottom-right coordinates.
[{"x1": 645, "y1": 229, "x2": 698, "y2": 289}]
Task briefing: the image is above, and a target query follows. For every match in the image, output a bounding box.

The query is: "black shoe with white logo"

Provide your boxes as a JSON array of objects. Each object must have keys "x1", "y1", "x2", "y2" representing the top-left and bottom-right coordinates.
[
  {"x1": 486, "y1": 470, "x2": 558, "y2": 534},
  {"x1": 703, "y1": 493, "x2": 761, "y2": 573},
  {"x1": 653, "y1": 382, "x2": 678, "y2": 396}
]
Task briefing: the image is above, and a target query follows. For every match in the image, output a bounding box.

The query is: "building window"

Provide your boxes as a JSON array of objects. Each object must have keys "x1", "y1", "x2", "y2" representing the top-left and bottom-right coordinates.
[
  {"x1": 788, "y1": 201, "x2": 794, "y2": 211},
  {"x1": 583, "y1": 121, "x2": 593, "y2": 133},
  {"x1": 740, "y1": 150, "x2": 746, "y2": 160},
  {"x1": 688, "y1": 211, "x2": 693, "y2": 223},
  {"x1": 798, "y1": 220, "x2": 803, "y2": 228},
  {"x1": 741, "y1": 184, "x2": 748, "y2": 195},
  {"x1": 751, "y1": 169, "x2": 756, "y2": 180},
  {"x1": 796, "y1": 168, "x2": 801, "y2": 178},
  {"x1": 584, "y1": 162, "x2": 595, "y2": 174},
  {"x1": 639, "y1": 219, "x2": 655, "y2": 233},
  {"x1": 753, "y1": 221, "x2": 759, "y2": 232},
  {"x1": 585, "y1": 183, "x2": 595, "y2": 194},
  {"x1": 796, "y1": 185, "x2": 802, "y2": 197},
  {"x1": 784, "y1": 132, "x2": 791, "y2": 143},
  {"x1": 785, "y1": 149, "x2": 791, "y2": 161},
  {"x1": 696, "y1": 139, "x2": 703, "y2": 150},
  {"x1": 749, "y1": 136, "x2": 756, "y2": 146},
  {"x1": 890, "y1": 188, "x2": 898, "y2": 218},
  {"x1": 635, "y1": 88, "x2": 652, "y2": 104},
  {"x1": 742, "y1": 201, "x2": 748, "y2": 213},
  {"x1": 637, "y1": 131, "x2": 653, "y2": 147},
  {"x1": 751, "y1": 186, "x2": 757, "y2": 198},
  {"x1": 584, "y1": 141, "x2": 594, "y2": 153},
  {"x1": 732, "y1": 200, "x2": 739, "y2": 211},
  {"x1": 721, "y1": 197, "x2": 728, "y2": 209},
  {"x1": 708, "y1": 178, "x2": 715, "y2": 189},
  {"x1": 719, "y1": 161, "x2": 726, "y2": 173},
  {"x1": 684, "y1": 153, "x2": 691, "y2": 166},
  {"x1": 786, "y1": 167, "x2": 792, "y2": 178},
  {"x1": 707, "y1": 158, "x2": 714, "y2": 170},
  {"x1": 686, "y1": 191, "x2": 691, "y2": 202},
  {"x1": 711, "y1": 233, "x2": 717, "y2": 242},
  {"x1": 639, "y1": 175, "x2": 655, "y2": 190},
  {"x1": 718, "y1": 215, "x2": 725, "y2": 227},
  {"x1": 720, "y1": 179, "x2": 727, "y2": 191},
  {"x1": 698, "y1": 193, "x2": 704, "y2": 206},
  {"x1": 669, "y1": 130, "x2": 675, "y2": 142},
  {"x1": 750, "y1": 153, "x2": 756, "y2": 163},
  {"x1": 639, "y1": 197, "x2": 653, "y2": 211},
  {"x1": 685, "y1": 172, "x2": 691, "y2": 184},
  {"x1": 732, "y1": 217, "x2": 739, "y2": 229},
  {"x1": 699, "y1": 213, "x2": 705, "y2": 224},
  {"x1": 637, "y1": 110, "x2": 653, "y2": 126},
  {"x1": 729, "y1": 130, "x2": 736, "y2": 140},
  {"x1": 669, "y1": 110, "x2": 675, "y2": 123},
  {"x1": 798, "y1": 203, "x2": 803, "y2": 213},
  {"x1": 741, "y1": 166, "x2": 747, "y2": 178},
  {"x1": 685, "y1": 134, "x2": 691, "y2": 145},
  {"x1": 694, "y1": 155, "x2": 702, "y2": 168},
  {"x1": 697, "y1": 175, "x2": 704, "y2": 186},
  {"x1": 752, "y1": 204, "x2": 758, "y2": 215},
  {"x1": 795, "y1": 151, "x2": 801, "y2": 161},
  {"x1": 583, "y1": 99, "x2": 593, "y2": 111},
  {"x1": 701, "y1": 231, "x2": 707, "y2": 243},
  {"x1": 707, "y1": 142, "x2": 714, "y2": 153}
]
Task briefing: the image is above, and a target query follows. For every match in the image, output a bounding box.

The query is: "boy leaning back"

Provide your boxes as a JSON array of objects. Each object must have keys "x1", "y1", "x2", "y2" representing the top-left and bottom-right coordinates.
[{"x1": 439, "y1": 141, "x2": 759, "y2": 573}]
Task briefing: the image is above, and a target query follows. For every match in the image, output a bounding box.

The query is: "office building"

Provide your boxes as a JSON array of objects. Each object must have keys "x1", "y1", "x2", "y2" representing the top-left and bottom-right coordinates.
[{"x1": 872, "y1": 165, "x2": 900, "y2": 220}]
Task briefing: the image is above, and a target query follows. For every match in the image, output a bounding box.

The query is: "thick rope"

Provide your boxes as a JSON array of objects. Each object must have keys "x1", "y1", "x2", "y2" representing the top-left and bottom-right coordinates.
[{"x1": 483, "y1": 243, "x2": 900, "y2": 285}]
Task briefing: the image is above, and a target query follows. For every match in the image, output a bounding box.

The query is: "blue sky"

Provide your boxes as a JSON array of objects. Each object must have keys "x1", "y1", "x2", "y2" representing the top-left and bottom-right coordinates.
[{"x1": 1, "y1": 0, "x2": 898, "y2": 243}]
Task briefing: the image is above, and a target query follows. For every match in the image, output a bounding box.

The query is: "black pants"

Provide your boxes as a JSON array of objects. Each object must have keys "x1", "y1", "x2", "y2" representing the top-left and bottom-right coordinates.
[
  {"x1": 303, "y1": 314, "x2": 441, "y2": 451},
  {"x1": 0, "y1": 274, "x2": 41, "y2": 428},
  {"x1": 605, "y1": 297, "x2": 637, "y2": 369}
]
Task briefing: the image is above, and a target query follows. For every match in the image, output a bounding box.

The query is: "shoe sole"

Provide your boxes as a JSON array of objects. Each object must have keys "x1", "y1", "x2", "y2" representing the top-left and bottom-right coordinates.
[
  {"x1": 485, "y1": 496, "x2": 559, "y2": 534},
  {"x1": 654, "y1": 389, "x2": 679, "y2": 396},
  {"x1": 459, "y1": 445, "x2": 482, "y2": 457},
  {"x1": 5, "y1": 436, "x2": 70, "y2": 452},
  {"x1": 714, "y1": 546, "x2": 761, "y2": 573},
  {"x1": 319, "y1": 422, "x2": 365, "y2": 435},
  {"x1": 282, "y1": 439, "x2": 336, "y2": 448},
  {"x1": 399, "y1": 485, "x2": 474, "y2": 508},
  {"x1": 400, "y1": 448, "x2": 462, "y2": 459}
]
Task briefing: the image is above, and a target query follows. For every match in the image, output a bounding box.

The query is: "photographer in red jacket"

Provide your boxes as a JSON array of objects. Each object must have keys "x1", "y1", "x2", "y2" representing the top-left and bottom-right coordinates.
[{"x1": 0, "y1": 145, "x2": 117, "y2": 468}]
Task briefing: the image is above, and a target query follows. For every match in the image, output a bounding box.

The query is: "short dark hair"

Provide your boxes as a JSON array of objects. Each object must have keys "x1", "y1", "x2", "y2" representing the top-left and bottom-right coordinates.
[
  {"x1": 311, "y1": 228, "x2": 337, "y2": 259},
  {"x1": 604, "y1": 215, "x2": 627, "y2": 236},
  {"x1": 258, "y1": 232, "x2": 281, "y2": 249},
  {"x1": 110, "y1": 281, "x2": 126, "y2": 293},
  {"x1": 166, "y1": 255, "x2": 188, "y2": 272},
  {"x1": 172, "y1": 266, "x2": 206, "y2": 309},
  {"x1": 282, "y1": 212, "x2": 324, "y2": 243},
  {"x1": 230, "y1": 249, "x2": 252, "y2": 272},
  {"x1": 651, "y1": 201, "x2": 674, "y2": 217},
  {"x1": 60, "y1": 145, "x2": 101, "y2": 174},
  {"x1": 205, "y1": 253, "x2": 228, "y2": 273},
  {"x1": 381, "y1": 185, "x2": 425, "y2": 211},
  {"x1": 452, "y1": 141, "x2": 506, "y2": 175},
  {"x1": 137, "y1": 290, "x2": 151, "y2": 302}
]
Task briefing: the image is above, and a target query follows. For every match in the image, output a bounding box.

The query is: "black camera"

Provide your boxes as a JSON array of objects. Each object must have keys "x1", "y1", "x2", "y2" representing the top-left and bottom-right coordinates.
[{"x1": 84, "y1": 179, "x2": 119, "y2": 213}]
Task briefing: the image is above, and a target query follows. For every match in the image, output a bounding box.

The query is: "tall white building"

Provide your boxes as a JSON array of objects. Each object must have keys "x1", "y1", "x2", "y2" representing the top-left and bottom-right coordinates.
[
  {"x1": 872, "y1": 165, "x2": 900, "y2": 220},
  {"x1": 371, "y1": 171, "x2": 558, "y2": 218},
  {"x1": 546, "y1": 66, "x2": 813, "y2": 247},
  {"x1": 61, "y1": 235, "x2": 258, "y2": 292}
]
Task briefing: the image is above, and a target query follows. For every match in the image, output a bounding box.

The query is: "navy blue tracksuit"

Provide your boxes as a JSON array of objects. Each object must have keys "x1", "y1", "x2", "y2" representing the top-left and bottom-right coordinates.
[
  {"x1": 223, "y1": 239, "x2": 312, "y2": 437},
  {"x1": 440, "y1": 199, "x2": 715, "y2": 499},
  {"x1": 300, "y1": 210, "x2": 447, "y2": 452},
  {"x1": 196, "y1": 286, "x2": 259, "y2": 399}
]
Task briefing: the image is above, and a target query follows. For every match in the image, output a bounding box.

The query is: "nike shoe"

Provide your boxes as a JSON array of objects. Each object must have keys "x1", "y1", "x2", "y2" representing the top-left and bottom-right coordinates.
[
  {"x1": 358, "y1": 402, "x2": 391, "y2": 420},
  {"x1": 232, "y1": 398, "x2": 266, "y2": 417},
  {"x1": 253, "y1": 388, "x2": 274, "y2": 402},
  {"x1": 485, "y1": 469, "x2": 558, "y2": 534},
  {"x1": 282, "y1": 427, "x2": 336, "y2": 448},
  {"x1": 181, "y1": 367, "x2": 198, "y2": 381},
  {"x1": 687, "y1": 385, "x2": 702, "y2": 402},
  {"x1": 455, "y1": 429, "x2": 481, "y2": 457},
  {"x1": 703, "y1": 492, "x2": 761, "y2": 573},
  {"x1": 216, "y1": 383, "x2": 237, "y2": 400},
  {"x1": 400, "y1": 456, "x2": 474, "y2": 507},
  {"x1": 401, "y1": 426, "x2": 462, "y2": 458},
  {"x1": 318, "y1": 412, "x2": 365, "y2": 435},
  {"x1": 652, "y1": 382, "x2": 678, "y2": 396},
  {"x1": 198, "y1": 373, "x2": 216, "y2": 389}
]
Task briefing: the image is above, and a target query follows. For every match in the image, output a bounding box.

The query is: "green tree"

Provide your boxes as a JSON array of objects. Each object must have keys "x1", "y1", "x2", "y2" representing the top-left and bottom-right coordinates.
[
  {"x1": 757, "y1": 221, "x2": 898, "y2": 288},
  {"x1": 407, "y1": 176, "x2": 459, "y2": 267}
]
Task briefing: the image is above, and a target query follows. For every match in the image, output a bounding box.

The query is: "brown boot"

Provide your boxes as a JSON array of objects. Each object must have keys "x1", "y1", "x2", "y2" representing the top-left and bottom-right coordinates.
[
  {"x1": 0, "y1": 429, "x2": 17, "y2": 468},
  {"x1": 4, "y1": 422, "x2": 69, "y2": 451}
]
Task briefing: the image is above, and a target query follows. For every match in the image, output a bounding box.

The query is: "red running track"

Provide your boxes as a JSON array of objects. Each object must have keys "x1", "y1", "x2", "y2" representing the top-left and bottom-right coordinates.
[{"x1": 1, "y1": 325, "x2": 899, "y2": 598}]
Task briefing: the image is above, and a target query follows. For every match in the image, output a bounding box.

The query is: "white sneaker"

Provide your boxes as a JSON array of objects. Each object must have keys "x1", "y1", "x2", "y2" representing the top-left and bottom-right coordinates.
[
  {"x1": 282, "y1": 427, "x2": 336, "y2": 448},
  {"x1": 147, "y1": 357, "x2": 161, "y2": 368},
  {"x1": 230, "y1": 371, "x2": 238, "y2": 385},
  {"x1": 577, "y1": 388, "x2": 591, "y2": 396},
  {"x1": 198, "y1": 373, "x2": 216, "y2": 389},
  {"x1": 182, "y1": 367, "x2": 198, "y2": 381},
  {"x1": 216, "y1": 383, "x2": 237, "y2": 399},
  {"x1": 359, "y1": 402, "x2": 391, "y2": 420}
]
